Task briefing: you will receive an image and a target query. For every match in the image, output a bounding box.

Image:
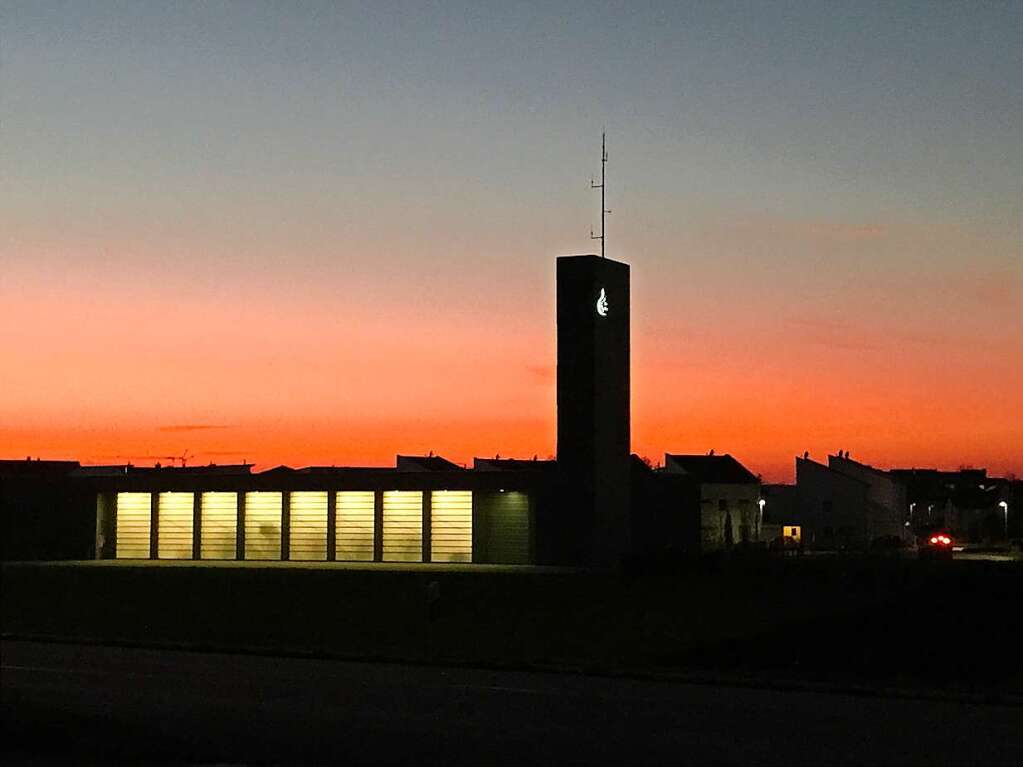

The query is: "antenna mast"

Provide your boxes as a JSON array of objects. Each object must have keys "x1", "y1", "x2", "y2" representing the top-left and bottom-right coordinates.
[{"x1": 590, "y1": 132, "x2": 610, "y2": 258}]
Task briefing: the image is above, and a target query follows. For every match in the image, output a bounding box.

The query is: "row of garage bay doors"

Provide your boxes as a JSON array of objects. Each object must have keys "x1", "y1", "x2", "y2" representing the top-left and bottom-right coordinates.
[{"x1": 111, "y1": 490, "x2": 532, "y2": 564}]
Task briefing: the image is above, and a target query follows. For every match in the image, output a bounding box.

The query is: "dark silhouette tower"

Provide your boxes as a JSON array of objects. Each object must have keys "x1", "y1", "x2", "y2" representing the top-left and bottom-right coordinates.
[{"x1": 556, "y1": 254, "x2": 631, "y2": 566}]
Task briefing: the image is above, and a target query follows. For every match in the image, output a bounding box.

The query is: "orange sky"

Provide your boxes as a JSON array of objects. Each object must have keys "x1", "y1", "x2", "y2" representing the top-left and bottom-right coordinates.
[{"x1": 3, "y1": 228, "x2": 1021, "y2": 483}]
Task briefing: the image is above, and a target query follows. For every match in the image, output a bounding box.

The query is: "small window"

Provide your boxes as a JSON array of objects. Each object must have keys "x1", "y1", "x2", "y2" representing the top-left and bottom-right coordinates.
[{"x1": 718, "y1": 499, "x2": 729, "y2": 512}]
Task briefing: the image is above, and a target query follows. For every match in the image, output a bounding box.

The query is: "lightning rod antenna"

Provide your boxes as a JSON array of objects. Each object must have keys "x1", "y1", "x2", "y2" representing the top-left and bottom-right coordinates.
[{"x1": 590, "y1": 132, "x2": 610, "y2": 258}]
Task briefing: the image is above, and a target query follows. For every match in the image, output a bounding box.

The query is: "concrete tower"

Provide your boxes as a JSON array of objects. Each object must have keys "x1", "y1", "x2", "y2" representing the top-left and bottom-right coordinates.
[{"x1": 556, "y1": 254, "x2": 631, "y2": 566}]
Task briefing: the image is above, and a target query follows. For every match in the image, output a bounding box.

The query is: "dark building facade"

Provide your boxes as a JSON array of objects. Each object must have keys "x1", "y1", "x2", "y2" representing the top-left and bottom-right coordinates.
[
  {"x1": 891, "y1": 467, "x2": 1015, "y2": 543},
  {"x1": 556, "y1": 254, "x2": 631, "y2": 566},
  {"x1": 630, "y1": 457, "x2": 701, "y2": 561},
  {"x1": 792, "y1": 455, "x2": 908, "y2": 550},
  {"x1": 84, "y1": 460, "x2": 544, "y2": 565},
  {"x1": 0, "y1": 460, "x2": 95, "y2": 560},
  {"x1": 661, "y1": 454, "x2": 762, "y2": 550},
  {"x1": 763, "y1": 459, "x2": 1019, "y2": 551}
]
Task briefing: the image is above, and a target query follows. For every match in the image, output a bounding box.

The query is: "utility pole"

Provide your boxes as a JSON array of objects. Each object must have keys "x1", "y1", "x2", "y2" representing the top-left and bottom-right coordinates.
[{"x1": 591, "y1": 132, "x2": 610, "y2": 258}]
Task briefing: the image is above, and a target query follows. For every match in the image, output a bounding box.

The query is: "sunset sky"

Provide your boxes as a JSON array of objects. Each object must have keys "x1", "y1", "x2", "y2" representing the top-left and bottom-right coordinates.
[{"x1": 3, "y1": 1, "x2": 1021, "y2": 482}]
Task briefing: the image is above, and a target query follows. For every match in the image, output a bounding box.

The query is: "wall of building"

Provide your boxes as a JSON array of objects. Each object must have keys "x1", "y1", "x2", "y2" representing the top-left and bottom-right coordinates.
[
  {"x1": 698, "y1": 483, "x2": 762, "y2": 550},
  {"x1": 629, "y1": 461, "x2": 701, "y2": 560},
  {"x1": 795, "y1": 458, "x2": 869, "y2": 549},
  {"x1": 1011, "y1": 482, "x2": 1023, "y2": 541},
  {"x1": 828, "y1": 455, "x2": 908, "y2": 542},
  {"x1": 475, "y1": 490, "x2": 532, "y2": 564},
  {"x1": 100, "y1": 487, "x2": 533, "y2": 565},
  {"x1": 760, "y1": 484, "x2": 798, "y2": 546},
  {"x1": 1, "y1": 464, "x2": 95, "y2": 560}
]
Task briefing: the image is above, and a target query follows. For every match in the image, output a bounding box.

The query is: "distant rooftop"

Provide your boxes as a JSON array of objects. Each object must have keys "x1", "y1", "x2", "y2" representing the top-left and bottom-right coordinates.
[
  {"x1": 828, "y1": 453, "x2": 894, "y2": 478},
  {"x1": 889, "y1": 467, "x2": 988, "y2": 480},
  {"x1": 396, "y1": 455, "x2": 465, "y2": 472},
  {"x1": 473, "y1": 457, "x2": 557, "y2": 472},
  {"x1": 0, "y1": 459, "x2": 80, "y2": 476},
  {"x1": 662, "y1": 453, "x2": 759, "y2": 484},
  {"x1": 71, "y1": 463, "x2": 253, "y2": 478},
  {"x1": 4, "y1": 455, "x2": 565, "y2": 480}
]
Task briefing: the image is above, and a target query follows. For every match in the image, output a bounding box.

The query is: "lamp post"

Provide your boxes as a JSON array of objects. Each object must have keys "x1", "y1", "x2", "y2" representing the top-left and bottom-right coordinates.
[
  {"x1": 999, "y1": 501, "x2": 1009, "y2": 540},
  {"x1": 758, "y1": 498, "x2": 765, "y2": 541}
]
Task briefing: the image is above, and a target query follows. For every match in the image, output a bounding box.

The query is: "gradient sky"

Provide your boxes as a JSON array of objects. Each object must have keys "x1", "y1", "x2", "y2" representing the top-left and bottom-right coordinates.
[{"x1": 2, "y1": 1, "x2": 1021, "y2": 481}]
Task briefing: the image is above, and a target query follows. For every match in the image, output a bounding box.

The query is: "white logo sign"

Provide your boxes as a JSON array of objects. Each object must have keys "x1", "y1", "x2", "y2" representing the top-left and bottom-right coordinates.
[{"x1": 596, "y1": 288, "x2": 609, "y2": 317}]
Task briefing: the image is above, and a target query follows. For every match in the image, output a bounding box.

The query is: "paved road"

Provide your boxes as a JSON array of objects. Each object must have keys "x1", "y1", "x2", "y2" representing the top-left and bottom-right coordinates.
[
  {"x1": 2, "y1": 640, "x2": 1020, "y2": 765},
  {"x1": 955, "y1": 552, "x2": 1019, "y2": 563}
]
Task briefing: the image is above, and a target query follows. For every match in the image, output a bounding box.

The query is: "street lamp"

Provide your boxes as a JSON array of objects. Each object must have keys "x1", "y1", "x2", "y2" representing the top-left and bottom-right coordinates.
[{"x1": 999, "y1": 501, "x2": 1009, "y2": 539}]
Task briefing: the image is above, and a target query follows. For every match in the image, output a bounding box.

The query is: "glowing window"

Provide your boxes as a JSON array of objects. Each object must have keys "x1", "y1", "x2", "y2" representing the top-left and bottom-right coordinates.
[
  {"x1": 431, "y1": 491, "x2": 472, "y2": 563},
  {"x1": 116, "y1": 492, "x2": 151, "y2": 559},
  {"x1": 200, "y1": 492, "x2": 237, "y2": 560},
  {"x1": 289, "y1": 491, "x2": 328, "y2": 561},
  {"x1": 244, "y1": 492, "x2": 282, "y2": 560},
  {"x1": 382, "y1": 491, "x2": 422, "y2": 562},
  {"x1": 157, "y1": 492, "x2": 194, "y2": 559},
  {"x1": 337, "y1": 491, "x2": 375, "y2": 561}
]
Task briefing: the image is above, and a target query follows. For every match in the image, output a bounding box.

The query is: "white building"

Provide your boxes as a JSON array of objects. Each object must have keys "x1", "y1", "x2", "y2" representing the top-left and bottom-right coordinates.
[{"x1": 661, "y1": 454, "x2": 762, "y2": 550}]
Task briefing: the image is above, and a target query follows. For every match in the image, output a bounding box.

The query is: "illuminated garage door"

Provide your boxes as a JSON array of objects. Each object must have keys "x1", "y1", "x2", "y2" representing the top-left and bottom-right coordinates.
[
  {"x1": 431, "y1": 491, "x2": 472, "y2": 563},
  {"x1": 157, "y1": 492, "x2": 194, "y2": 559},
  {"x1": 245, "y1": 491, "x2": 282, "y2": 560},
  {"x1": 116, "y1": 492, "x2": 151, "y2": 559},
  {"x1": 482, "y1": 491, "x2": 531, "y2": 564},
  {"x1": 289, "y1": 491, "x2": 328, "y2": 561},
  {"x1": 337, "y1": 491, "x2": 374, "y2": 561},
  {"x1": 201, "y1": 492, "x2": 237, "y2": 560},
  {"x1": 382, "y1": 491, "x2": 422, "y2": 562}
]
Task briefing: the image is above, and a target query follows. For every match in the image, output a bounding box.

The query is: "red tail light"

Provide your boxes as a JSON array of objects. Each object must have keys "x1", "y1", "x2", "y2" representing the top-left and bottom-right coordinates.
[{"x1": 929, "y1": 536, "x2": 938, "y2": 544}]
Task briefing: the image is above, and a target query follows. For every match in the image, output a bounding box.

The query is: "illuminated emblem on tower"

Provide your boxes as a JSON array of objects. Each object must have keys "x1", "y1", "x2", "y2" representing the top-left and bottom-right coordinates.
[{"x1": 596, "y1": 288, "x2": 609, "y2": 317}]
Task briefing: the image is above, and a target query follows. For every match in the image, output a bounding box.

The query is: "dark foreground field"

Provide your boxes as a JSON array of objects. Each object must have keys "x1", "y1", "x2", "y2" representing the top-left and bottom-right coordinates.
[
  {"x1": 3, "y1": 557, "x2": 1021, "y2": 698},
  {"x1": 5, "y1": 639, "x2": 1021, "y2": 766}
]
